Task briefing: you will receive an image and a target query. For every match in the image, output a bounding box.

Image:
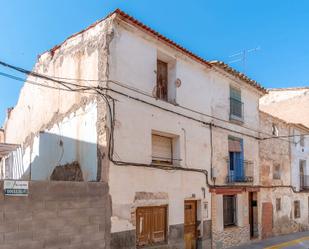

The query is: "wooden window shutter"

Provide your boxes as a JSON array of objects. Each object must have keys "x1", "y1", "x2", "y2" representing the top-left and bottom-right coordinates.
[
  {"x1": 151, "y1": 206, "x2": 166, "y2": 243},
  {"x1": 152, "y1": 135, "x2": 172, "y2": 164}
]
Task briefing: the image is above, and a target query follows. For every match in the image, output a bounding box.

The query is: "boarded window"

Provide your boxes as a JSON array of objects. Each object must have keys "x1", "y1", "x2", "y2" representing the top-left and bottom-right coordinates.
[
  {"x1": 223, "y1": 195, "x2": 237, "y2": 226},
  {"x1": 156, "y1": 60, "x2": 168, "y2": 101},
  {"x1": 152, "y1": 134, "x2": 172, "y2": 165},
  {"x1": 294, "y1": 200, "x2": 301, "y2": 218},
  {"x1": 276, "y1": 198, "x2": 281, "y2": 211},
  {"x1": 273, "y1": 163, "x2": 281, "y2": 180},
  {"x1": 136, "y1": 206, "x2": 167, "y2": 247},
  {"x1": 230, "y1": 87, "x2": 243, "y2": 120}
]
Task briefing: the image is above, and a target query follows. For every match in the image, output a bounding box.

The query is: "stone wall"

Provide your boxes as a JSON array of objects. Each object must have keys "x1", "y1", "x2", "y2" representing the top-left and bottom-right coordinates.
[
  {"x1": 212, "y1": 225, "x2": 250, "y2": 249},
  {"x1": 0, "y1": 181, "x2": 111, "y2": 249}
]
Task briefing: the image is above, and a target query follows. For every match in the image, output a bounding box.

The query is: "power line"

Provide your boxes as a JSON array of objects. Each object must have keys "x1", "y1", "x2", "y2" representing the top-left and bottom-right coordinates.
[{"x1": 0, "y1": 60, "x2": 307, "y2": 141}]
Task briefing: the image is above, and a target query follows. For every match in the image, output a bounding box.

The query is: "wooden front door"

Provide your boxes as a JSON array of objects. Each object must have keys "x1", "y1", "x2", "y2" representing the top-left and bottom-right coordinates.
[{"x1": 184, "y1": 200, "x2": 197, "y2": 249}]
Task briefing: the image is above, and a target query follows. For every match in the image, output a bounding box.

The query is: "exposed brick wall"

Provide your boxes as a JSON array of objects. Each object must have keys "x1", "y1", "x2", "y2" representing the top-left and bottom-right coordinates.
[
  {"x1": 262, "y1": 202, "x2": 273, "y2": 239},
  {"x1": 0, "y1": 181, "x2": 111, "y2": 249}
]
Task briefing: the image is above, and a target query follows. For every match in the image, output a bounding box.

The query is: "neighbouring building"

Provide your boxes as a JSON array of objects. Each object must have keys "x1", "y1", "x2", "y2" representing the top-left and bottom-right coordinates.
[
  {"x1": 260, "y1": 87, "x2": 309, "y2": 127},
  {"x1": 259, "y1": 111, "x2": 309, "y2": 238},
  {"x1": 2, "y1": 8, "x2": 309, "y2": 249}
]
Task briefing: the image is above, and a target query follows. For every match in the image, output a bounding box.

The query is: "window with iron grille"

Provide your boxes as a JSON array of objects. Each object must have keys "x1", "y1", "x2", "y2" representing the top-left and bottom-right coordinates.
[
  {"x1": 273, "y1": 163, "x2": 281, "y2": 180},
  {"x1": 276, "y1": 198, "x2": 281, "y2": 211},
  {"x1": 294, "y1": 200, "x2": 301, "y2": 218},
  {"x1": 230, "y1": 86, "x2": 243, "y2": 121},
  {"x1": 136, "y1": 206, "x2": 167, "y2": 247},
  {"x1": 223, "y1": 195, "x2": 237, "y2": 227}
]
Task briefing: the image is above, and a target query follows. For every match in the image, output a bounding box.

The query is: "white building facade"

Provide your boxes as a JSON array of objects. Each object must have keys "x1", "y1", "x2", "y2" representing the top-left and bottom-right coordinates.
[{"x1": 1, "y1": 9, "x2": 276, "y2": 249}]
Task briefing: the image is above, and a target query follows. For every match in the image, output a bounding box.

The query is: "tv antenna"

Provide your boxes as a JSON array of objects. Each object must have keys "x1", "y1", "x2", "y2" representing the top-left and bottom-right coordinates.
[{"x1": 229, "y1": 46, "x2": 260, "y2": 72}]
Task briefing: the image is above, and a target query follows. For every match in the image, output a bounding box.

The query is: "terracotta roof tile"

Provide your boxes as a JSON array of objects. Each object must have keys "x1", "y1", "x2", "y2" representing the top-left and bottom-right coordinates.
[{"x1": 210, "y1": 61, "x2": 267, "y2": 94}]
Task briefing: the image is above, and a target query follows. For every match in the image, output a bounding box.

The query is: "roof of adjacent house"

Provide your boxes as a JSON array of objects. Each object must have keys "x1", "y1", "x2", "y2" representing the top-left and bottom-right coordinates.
[{"x1": 45, "y1": 8, "x2": 267, "y2": 94}]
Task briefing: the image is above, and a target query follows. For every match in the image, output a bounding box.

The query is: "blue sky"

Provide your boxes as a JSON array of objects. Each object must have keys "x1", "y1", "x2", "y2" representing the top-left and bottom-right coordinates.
[{"x1": 1, "y1": 0, "x2": 309, "y2": 126}]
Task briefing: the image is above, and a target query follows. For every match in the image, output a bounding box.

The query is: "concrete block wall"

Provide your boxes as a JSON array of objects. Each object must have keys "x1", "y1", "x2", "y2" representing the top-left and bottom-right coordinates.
[{"x1": 0, "y1": 181, "x2": 111, "y2": 249}]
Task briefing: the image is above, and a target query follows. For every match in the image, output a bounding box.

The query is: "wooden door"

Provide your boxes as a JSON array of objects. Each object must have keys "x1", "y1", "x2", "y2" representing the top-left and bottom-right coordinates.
[
  {"x1": 157, "y1": 60, "x2": 168, "y2": 100},
  {"x1": 136, "y1": 207, "x2": 153, "y2": 246},
  {"x1": 184, "y1": 200, "x2": 197, "y2": 249},
  {"x1": 136, "y1": 206, "x2": 167, "y2": 247}
]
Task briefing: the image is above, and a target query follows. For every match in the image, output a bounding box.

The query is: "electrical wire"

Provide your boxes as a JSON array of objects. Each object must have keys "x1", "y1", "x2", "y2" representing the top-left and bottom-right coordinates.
[
  {"x1": 0, "y1": 60, "x2": 307, "y2": 193},
  {"x1": 1, "y1": 60, "x2": 307, "y2": 141}
]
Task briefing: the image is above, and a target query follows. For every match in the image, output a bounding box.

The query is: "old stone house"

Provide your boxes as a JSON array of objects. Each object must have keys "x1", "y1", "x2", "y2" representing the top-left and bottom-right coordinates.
[
  {"x1": 3, "y1": 8, "x2": 309, "y2": 249},
  {"x1": 259, "y1": 111, "x2": 309, "y2": 238}
]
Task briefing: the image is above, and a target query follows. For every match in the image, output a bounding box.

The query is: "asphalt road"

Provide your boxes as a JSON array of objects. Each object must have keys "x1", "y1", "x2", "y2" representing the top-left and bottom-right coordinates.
[{"x1": 229, "y1": 231, "x2": 309, "y2": 249}]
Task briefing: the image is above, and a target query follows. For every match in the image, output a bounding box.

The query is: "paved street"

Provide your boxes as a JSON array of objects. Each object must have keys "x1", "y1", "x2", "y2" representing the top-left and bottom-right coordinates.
[{"x1": 229, "y1": 231, "x2": 309, "y2": 249}]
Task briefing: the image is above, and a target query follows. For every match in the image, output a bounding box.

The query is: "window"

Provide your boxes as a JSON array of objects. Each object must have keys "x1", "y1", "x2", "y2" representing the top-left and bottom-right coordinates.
[
  {"x1": 272, "y1": 124, "x2": 279, "y2": 136},
  {"x1": 228, "y1": 137, "x2": 245, "y2": 182},
  {"x1": 152, "y1": 134, "x2": 173, "y2": 165},
  {"x1": 299, "y1": 160, "x2": 306, "y2": 190},
  {"x1": 276, "y1": 198, "x2": 281, "y2": 211},
  {"x1": 136, "y1": 206, "x2": 167, "y2": 247},
  {"x1": 223, "y1": 195, "x2": 237, "y2": 226},
  {"x1": 273, "y1": 163, "x2": 281, "y2": 180},
  {"x1": 156, "y1": 60, "x2": 168, "y2": 101},
  {"x1": 300, "y1": 134, "x2": 305, "y2": 147},
  {"x1": 294, "y1": 200, "x2": 301, "y2": 218},
  {"x1": 230, "y1": 86, "x2": 243, "y2": 121}
]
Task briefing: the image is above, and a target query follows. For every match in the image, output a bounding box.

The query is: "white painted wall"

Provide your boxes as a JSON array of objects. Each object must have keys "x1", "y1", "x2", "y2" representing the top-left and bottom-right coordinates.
[
  {"x1": 3, "y1": 102, "x2": 98, "y2": 181},
  {"x1": 291, "y1": 127, "x2": 309, "y2": 191},
  {"x1": 108, "y1": 22, "x2": 262, "y2": 234}
]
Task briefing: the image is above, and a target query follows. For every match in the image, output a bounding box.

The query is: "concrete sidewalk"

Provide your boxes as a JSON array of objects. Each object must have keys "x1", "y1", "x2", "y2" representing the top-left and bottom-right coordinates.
[{"x1": 229, "y1": 231, "x2": 309, "y2": 249}]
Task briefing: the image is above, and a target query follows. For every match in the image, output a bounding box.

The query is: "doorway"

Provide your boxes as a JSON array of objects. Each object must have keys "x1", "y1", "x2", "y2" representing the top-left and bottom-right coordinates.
[
  {"x1": 184, "y1": 200, "x2": 197, "y2": 249},
  {"x1": 249, "y1": 192, "x2": 258, "y2": 238}
]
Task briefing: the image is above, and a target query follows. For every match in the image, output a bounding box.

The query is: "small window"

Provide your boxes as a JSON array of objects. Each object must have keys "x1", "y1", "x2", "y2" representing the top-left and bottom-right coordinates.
[
  {"x1": 136, "y1": 206, "x2": 167, "y2": 247},
  {"x1": 230, "y1": 87, "x2": 243, "y2": 121},
  {"x1": 223, "y1": 195, "x2": 237, "y2": 227},
  {"x1": 152, "y1": 134, "x2": 172, "y2": 165},
  {"x1": 294, "y1": 200, "x2": 301, "y2": 218},
  {"x1": 300, "y1": 134, "x2": 305, "y2": 147},
  {"x1": 276, "y1": 198, "x2": 281, "y2": 211},
  {"x1": 272, "y1": 124, "x2": 279, "y2": 136},
  {"x1": 273, "y1": 163, "x2": 281, "y2": 180},
  {"x1": 156, "y1": 60, "x2": 168, "y2": 101}
]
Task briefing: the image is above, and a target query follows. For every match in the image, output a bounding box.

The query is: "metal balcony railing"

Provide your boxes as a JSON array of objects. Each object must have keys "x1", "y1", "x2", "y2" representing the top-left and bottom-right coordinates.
[
  {"x1": 230, "y1": 98, "x2": 244, "y2": 121},
  {"x1": 226, "y1": 160, "x2": 254, "y2": 183}
]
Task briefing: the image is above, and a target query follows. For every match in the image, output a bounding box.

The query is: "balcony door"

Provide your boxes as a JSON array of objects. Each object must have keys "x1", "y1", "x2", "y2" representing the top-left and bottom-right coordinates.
[
  {"x1": 300, "y1": 160, "x2": 306, "y2": 190},
  {"x1": 228, "y1": 137, "x2": 244, "y2": 182}
]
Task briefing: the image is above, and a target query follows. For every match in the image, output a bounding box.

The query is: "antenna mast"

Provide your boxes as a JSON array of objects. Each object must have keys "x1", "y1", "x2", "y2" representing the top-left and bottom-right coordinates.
[{"x1": 229, "y1": 47, "x2": 260, "y2": 72}]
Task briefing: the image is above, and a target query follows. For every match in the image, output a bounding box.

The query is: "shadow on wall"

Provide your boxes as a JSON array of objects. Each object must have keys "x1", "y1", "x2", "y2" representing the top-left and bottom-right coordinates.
[{"x1": 19, "y1": 132, "x2": 99, "y2": 181}]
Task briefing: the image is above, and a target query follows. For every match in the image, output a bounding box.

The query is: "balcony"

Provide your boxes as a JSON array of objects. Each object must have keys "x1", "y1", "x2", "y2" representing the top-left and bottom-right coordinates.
[
  {"x1": 226, "y1": 160, "x2": 254, "y2": 184},
  {"x1": 229, "y1": 98, "x2": 244, "y2": 122}
]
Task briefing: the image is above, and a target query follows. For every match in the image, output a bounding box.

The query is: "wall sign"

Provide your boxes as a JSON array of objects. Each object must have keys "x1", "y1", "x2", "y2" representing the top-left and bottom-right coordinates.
[{"x1": 4, "y1": 180, "x2": 29, "y2": 196}]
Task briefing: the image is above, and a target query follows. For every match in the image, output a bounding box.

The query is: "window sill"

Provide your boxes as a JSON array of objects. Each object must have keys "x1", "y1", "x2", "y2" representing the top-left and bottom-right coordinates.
[
  {"x1": 229, "y1": 115, "x2": 244, "y2": 124},
  {"x1": 137, "y1": 241, "x2": 167, "y2": 248},
  {"x1": 224, "y1": 225, "x2": 238, "y2": 230}
]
